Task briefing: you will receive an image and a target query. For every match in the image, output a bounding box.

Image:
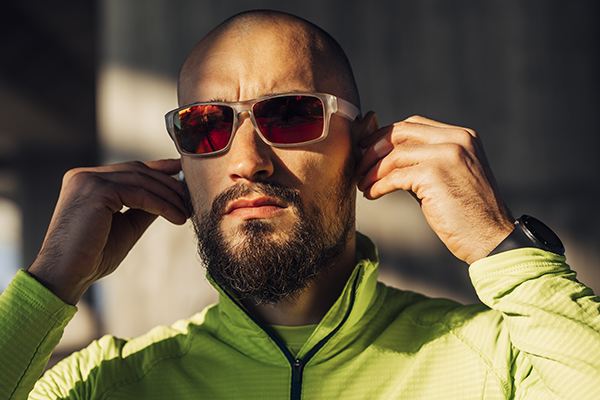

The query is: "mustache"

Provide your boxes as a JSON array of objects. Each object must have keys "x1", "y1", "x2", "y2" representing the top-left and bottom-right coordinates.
[{"x1": 183, "y1": 180, "x2": 303, "y2": 219}]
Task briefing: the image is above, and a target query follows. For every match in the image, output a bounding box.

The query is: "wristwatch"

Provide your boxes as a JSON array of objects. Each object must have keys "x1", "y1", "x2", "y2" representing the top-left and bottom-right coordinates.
[{"x1": 488, "y1": 215, "x2": 565, "y2": 256}]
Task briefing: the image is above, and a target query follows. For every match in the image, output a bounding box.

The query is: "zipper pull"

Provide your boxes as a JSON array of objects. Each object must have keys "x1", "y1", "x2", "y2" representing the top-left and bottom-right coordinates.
[{"x1": 292, "y1": 359, "x2": 303, "y2": 383}]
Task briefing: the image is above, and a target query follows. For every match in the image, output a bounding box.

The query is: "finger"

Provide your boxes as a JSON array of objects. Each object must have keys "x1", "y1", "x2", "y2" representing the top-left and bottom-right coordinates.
[
  {"x1": 356, "y1": 121, "x2": 437, "y2": 181},
  {"x1": 356, "y1": 120, "x2": 479, "y2": 179},
  {"x1": 64, "y1": 168, "x2": 188, "y2": 222},
  {"x1": 110, "y1": 169, "x2": 188, "y2": 216},
  {"x1": 143, "y1": 158, "x2": 182, "y2": 174},
  {"x1": 114, "y1": 183, "x2": 187, "y2": 225},
  {"x1": 402, "y1": 116, "x2": 483, "y2": 154},
  {"x1": 97, "y1": 159, "x2": 181, "y2": 175},
  {"x1": 143, "y1": 159, "x2": 184, "y2": 189},
  {"x1": 388, "y1": 119, "x2": 490, "y2": 187},
  {"x1": 363, "y1": 117, "x2": 478, "y2": 149},
  {"x1": 355, "y1": 126, "x2": 394, "y2": 178},
  {"x1": 357, "y1": 122, "x2": 435, "y2": 181},
  {"x1": 111, "y1": 159, "x2": 185, "y2": 197},
  {"x1": 93, "y1": 160, "x2": 187, "y2": 215},
  {"x1": 404, "y1": 115, "x2": 477, "y2": 136},
  {"x1": 359, "y1": 124, "x2": 393, "y2": 148},
  {"x1": 90, "y1": 159, "x2": 184, "y2": 196},
  {"x1": 360, "y1": 164, "x2": 422, "y2": 200},
  {"x1": 357, "y1": 142, "x2": 437, "y2": 193}
]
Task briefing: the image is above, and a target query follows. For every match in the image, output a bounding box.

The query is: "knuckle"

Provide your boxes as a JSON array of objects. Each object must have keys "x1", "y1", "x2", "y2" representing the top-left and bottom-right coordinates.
[
  {"x1": 389, "y1": 123, "x2": 402, "y2": 141},
  {"x1": 442, "y1": 142, "x2": 468, "y2": 162},
  {"x1": 63, "y1": 168, "x2": 93, "y2": 186},
  {"x1": 465, "y1": 127, "x2": 478, "y2": 138},
  {"x1": 127, "y1": 160, "x2": 147, "y2": 170},
  {"x1": 455, "y1": 129, "x2": 477, "y2": 148},
  {"x1": 63, "y1": 167, "x2": 83, "y2": 181},
  {"x1": 405, "y1": 115, "x2": 424, "y2": 123},
  {"x1": 449, "y1": 128, "x2": 479, "y2": 153},
  {"x1": 63, "y1": 168, "x2": 116, "y2": 197}
]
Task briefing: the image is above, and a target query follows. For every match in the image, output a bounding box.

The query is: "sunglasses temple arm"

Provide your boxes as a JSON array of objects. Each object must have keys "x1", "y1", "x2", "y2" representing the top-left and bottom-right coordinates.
[{"x1": 335, "y1": 98, "x2": 361, "y2": 121}]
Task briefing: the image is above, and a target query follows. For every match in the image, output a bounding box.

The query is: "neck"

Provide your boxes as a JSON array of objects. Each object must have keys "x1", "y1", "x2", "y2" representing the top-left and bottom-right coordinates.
[{"x1": 241, "y1": 237, "x2": 356, "y2": 326}]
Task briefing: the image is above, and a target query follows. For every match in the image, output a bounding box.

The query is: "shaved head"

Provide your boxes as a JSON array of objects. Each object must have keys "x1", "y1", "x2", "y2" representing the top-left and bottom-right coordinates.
[{"x1": 178, "y1": 10, "x2": 360, "y2": 109}]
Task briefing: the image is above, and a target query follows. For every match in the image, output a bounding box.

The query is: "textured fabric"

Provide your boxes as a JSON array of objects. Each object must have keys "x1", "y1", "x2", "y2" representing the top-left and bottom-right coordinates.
[
  {"x1": 268, "y1": 324, "x2": 317, "y2": 357},
  {"x1": 1, "y1": 233, "x2": 599, "y2": 399},
  {"x1": 0, "y1": 268, "x2": 77, "y2": 400}
]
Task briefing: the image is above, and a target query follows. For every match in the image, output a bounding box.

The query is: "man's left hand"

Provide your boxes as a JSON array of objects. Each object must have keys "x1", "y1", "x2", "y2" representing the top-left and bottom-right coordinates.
[{"x1": 356, "y1": 115, "x2": 514, "y2": 265}]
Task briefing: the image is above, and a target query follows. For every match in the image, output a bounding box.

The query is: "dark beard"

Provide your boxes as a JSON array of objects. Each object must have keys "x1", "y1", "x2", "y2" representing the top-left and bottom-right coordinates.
[{"x1": 184, "y1": 164, "x2": 355, "y2": 305}]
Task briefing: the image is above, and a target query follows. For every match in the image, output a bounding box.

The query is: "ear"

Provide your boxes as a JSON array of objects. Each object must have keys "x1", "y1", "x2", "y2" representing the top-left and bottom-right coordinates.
[
  {"x1": 351, "y1": 111, "x2": 379, "y2": 162},
  {"x1": 352, "y1": 111, "x2": 378, "y2": 141}
]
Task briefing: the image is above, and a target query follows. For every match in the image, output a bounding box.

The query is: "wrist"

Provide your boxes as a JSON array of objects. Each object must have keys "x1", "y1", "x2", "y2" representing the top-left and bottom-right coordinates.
[{"x1": 27, "y1": 259, "x2": 91, "y2": 306}]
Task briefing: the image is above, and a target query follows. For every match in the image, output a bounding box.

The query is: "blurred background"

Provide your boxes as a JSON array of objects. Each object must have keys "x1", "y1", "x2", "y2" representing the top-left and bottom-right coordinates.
[{"x1": 1, "y1": 0, "x2": 599, "y2": 365}]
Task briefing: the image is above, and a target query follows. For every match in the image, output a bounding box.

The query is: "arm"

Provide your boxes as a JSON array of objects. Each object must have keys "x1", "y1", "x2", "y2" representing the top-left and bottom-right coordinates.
[
  {"x1": 356, "y1": 115, "x2": 600, "y2": 398},
  {"x1": 0, "y1": 159, "x2": 187, "y2": 399},
  {"x1": 0, "y1": 270, "x2": 77, "y2": 399},
  {"x1": 471, "y1": 249, "x2": 600, "y2": 399}
]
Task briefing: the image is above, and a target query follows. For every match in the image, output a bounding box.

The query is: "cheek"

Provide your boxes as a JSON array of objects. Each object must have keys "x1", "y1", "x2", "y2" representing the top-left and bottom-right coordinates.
[
  {"x1": 311, "y1": 138, "x2": 353, "y2": 183},
  {"x1": 182, "y1": 158, "x2": 225, "y2": 212},
  {"x1": 290, "y1": 150, "x2": 352, "y2": 204}
]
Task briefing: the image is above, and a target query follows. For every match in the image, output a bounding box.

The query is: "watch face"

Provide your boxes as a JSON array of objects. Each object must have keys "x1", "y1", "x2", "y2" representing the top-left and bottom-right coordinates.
[{"x1": 522, "y1": 215, "x2": 565, "y2": 254}]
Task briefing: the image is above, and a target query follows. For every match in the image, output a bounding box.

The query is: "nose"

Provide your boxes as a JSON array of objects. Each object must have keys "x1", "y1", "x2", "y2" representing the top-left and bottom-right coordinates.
[{"x1": 226, "y1": 115, "x2": 275, "y2": 182}]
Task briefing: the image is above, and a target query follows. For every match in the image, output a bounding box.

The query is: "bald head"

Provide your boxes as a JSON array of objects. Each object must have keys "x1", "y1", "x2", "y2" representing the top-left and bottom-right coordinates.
[{"x1": 177, "y1": 10, "x2": 360, "y2": 109}]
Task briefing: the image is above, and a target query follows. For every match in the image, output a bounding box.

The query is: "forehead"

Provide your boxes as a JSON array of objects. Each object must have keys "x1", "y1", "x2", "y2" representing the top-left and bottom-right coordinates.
[{"x1": 179, "y1": 26, "x2": 331, "y2": 105}]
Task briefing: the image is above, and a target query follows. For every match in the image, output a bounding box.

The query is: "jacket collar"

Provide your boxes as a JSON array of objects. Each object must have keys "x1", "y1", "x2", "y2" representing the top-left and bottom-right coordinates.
[{"x1": 207, "y1": 232, "x2": 381, "y2": 364}]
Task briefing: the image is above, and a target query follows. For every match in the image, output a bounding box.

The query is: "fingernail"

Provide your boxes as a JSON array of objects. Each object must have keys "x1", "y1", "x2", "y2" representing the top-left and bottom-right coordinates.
[{"x1": 373, "y1": 139, "x2": 390, "y2": 157}]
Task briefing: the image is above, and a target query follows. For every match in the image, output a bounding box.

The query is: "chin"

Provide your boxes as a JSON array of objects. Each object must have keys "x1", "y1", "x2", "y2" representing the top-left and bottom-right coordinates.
[{"x1": 224, "y1": 218, "x2": 292, "y2": 247}]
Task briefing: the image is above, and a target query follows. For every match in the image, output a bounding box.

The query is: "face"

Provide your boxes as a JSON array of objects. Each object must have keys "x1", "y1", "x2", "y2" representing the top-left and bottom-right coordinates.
[{"x1": 179, "y1": 26, "x2": 357, "y2": 303}]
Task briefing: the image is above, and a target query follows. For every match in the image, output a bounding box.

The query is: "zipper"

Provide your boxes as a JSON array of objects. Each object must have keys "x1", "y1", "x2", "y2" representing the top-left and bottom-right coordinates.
[
  {"x1": 292, "y1": 359, "x2": 303, "y2": 383},
  {"x1": 218, "y1": 276, "x2": 359, "y2": 400},
  {"x1": 290, "y1": 359, "x2": 303, "y2": 400}
]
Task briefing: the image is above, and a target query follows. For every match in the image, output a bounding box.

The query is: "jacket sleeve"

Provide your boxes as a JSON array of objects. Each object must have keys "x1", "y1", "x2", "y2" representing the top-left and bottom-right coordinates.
[
  {"x1": 470, "y1": 248, "x2": 600, "y2": 400},
  {"x1": 0, "y1": 270, "x2": 77, "y2": 400}
]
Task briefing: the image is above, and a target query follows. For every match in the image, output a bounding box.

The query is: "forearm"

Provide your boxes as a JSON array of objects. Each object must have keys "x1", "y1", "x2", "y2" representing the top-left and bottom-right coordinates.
[
  {"x1": 470, "y1": 249, "x2": 600, "y2": 399},
  {"x1": 0, "y1": 270, "x2": 77, "y2": 399}
]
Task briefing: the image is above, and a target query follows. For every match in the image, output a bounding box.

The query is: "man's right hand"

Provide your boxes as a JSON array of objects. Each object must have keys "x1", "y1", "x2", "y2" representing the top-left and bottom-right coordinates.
[{"x1": 27, "y1": 159, "x2": 188, "y2": 305}]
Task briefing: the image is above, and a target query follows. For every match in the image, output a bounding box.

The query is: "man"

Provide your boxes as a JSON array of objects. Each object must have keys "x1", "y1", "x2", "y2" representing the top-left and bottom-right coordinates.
[{"x1": 1, "y1": 10, "x2": 598, "y2": 400}]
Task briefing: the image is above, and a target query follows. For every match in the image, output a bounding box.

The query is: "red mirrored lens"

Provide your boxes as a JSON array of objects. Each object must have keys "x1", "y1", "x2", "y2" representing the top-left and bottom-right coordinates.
[
  {"x1": 252, "y1": 96, "x2": 324, "y2": 144},
  {"x1": 174, "y1": 105, "x2": 234, "y2": 154}
]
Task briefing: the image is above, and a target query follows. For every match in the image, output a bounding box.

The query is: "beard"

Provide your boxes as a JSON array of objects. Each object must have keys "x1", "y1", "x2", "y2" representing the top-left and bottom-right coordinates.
[{"x1": 184, "y1": 161, "x2": 356, "y2": 305}]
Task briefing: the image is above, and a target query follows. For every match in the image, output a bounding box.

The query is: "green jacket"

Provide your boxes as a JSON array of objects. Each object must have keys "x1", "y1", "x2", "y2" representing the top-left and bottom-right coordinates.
[{"x1": 1, "y1": 233, "x2": 599, "y2": 399}]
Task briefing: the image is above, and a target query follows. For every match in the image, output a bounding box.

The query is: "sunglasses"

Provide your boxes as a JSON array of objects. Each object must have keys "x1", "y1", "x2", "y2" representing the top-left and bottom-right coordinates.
[{"x1": 165, "y1": 92, "x2": 360, "y2": 156}]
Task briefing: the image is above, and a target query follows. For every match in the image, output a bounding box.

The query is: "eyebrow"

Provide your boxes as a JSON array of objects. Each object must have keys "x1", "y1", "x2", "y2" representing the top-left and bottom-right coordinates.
[{"x1": 202, "y1": 89, "x2": 310, "y2": 104}]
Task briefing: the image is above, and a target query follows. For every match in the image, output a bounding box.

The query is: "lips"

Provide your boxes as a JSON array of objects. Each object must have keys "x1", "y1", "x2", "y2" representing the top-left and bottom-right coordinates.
[{"x1": 224, "y1": 196, "x2": 287, "y2": 219}]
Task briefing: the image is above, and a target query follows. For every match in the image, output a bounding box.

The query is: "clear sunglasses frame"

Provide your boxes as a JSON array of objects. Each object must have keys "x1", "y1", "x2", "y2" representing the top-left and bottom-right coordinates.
[{"x1": 164, "y1": 92, "x2": 361, "y2": 157}]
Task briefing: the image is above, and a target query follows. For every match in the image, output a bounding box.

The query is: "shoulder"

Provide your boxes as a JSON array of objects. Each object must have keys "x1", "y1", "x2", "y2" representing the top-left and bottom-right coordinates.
[
  {"x1": 35, "y1": 305, "x2": 219, "y2": 398},
  {"x1": 111, "y1": 304, "x2": 220, "y2": 367},
  {"x1": 377, "y1": 282, "x2": 507, "y2": 351},
  {"x1": 378, "y1": 282, "x2": 493, "y2": 324}
]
